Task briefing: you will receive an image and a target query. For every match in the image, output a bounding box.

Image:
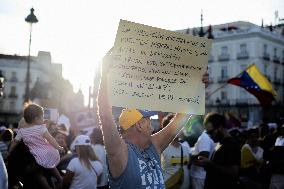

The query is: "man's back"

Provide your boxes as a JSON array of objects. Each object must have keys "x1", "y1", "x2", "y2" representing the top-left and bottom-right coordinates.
[
  {"x1": 109, "y1": 142, "x2": 165, "y2": 189},
  {"x1": 204, "y1": 136, "x2": 240, "y2": 189}
]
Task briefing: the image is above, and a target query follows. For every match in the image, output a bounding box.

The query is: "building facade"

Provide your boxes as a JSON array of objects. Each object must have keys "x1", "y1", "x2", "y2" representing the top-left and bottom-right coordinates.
[
  {"x1": 0, "y1": 51, "x2": 84, "y2": 125},
  {"x1": 179, "y1": 21, "x2": 284, "y2": 124}
]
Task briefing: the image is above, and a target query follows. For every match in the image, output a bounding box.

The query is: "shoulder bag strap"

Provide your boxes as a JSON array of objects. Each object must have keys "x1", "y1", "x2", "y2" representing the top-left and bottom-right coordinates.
[{"x1": 180, "y1": 143, "x2": 183, "y2": 169}]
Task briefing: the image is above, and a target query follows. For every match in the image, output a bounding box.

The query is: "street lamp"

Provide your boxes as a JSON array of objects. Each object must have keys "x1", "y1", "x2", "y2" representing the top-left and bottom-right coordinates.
[
  {"x1": 24, "y1": 8, "x2": 38, "y2": 103},
  {"x1": 0, "y1": 70, "x2": 4, "y2": 97}
]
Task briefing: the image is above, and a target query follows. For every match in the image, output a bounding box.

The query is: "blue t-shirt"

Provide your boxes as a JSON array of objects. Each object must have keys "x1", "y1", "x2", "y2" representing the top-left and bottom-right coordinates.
[{"x1": 109, "y1": 142, "x2": 165, "y2": 189}]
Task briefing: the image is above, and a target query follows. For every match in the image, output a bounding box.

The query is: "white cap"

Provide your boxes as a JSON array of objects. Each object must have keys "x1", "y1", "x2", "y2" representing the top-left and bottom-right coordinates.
[{"x1": 73, "y1": 135, "x2": 91, "y2": 146}]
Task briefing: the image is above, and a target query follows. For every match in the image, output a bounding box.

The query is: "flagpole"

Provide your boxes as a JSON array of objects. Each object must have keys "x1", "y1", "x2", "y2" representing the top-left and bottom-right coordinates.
[{"x1": 205, "y1": 65, "x2": 251, "y2": 98}]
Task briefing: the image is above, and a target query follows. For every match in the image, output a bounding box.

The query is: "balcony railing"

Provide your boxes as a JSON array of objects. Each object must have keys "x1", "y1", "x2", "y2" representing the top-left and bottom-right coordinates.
[
  {"x1": 8, "y1": 94, "x2": 18, "y2": 98},
  {"x1": 205, "y1": 99, "x2": 260, "y2": 106},
  {"x1": 236, "y1": 99, "x2": 249, "y2": 105},
  {"x1": 273, "y1": 56, "x2": 280, "y2": 64},
  {"x1": 218, "y1": 54, "x2": 230, "y2": 62},
  {"x1": 273, "y1": 78, "x2": 281, "y2": 85},
  {"x1": 263, "y1": 52, "x2": 270, "y2": 61},
  {"x1": 219, "y1": 99, "x2": 230, "y2": 105},
  {"x1": 208, "y1": 55, "x2": 214, "y2": 63},
  {"x1": 9, "y1": 77, "x2": 18, "y2": 82},
  {"x1": 237, "y1": 51, "x2": 249, "y2": 60},
  {"x1": 218, "y1": 76, "x2": 228, "y2": 83}
]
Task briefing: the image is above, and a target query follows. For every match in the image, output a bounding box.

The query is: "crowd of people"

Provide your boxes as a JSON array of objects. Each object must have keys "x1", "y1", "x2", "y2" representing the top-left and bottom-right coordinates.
[
  {"x1": 0, "y1": 105, "x2": 283, "y2": 189},
  {"x1": 0, "y1": 52, "x2": 283, "y2": 189}
]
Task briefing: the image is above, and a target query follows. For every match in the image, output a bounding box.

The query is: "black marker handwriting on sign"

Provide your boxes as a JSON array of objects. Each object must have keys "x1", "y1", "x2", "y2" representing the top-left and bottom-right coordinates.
[
  {"x1": 113, "y1": 88, "x2": 127, "y2": 95},
  {"x1": 113, "y1": 64, "x2": 147, "y2": 73},
  {"x1": 119, "y1": 37, "x2": 207, "y2": 56},
  {"x1": 158, "y1": 94, "x2": 174, "y2": 100},
  {"x1": 178, "y1": 96, "x2": 200, "y2": 104},
  {"x1": 135, "y1": 82, "x2": 171, "y2": 91},
  {"x1": 148, "y1": 51, "x2": 181, "y2": 61},
  {"x1": 132, "y1": 91, "x2": 154, "y2": 98},
  {"x1": 118, "y1": 47, "x2": 135, "y2": 54},
  {"x1": 169, "y1": 63, "x2": 202, "y2": 71},
  {"x1": 148, "y1": 68, "x2": 171, "y2": 75},
  {"x1": 120, "y1": 26, "x2": 208, "y2": 48}
]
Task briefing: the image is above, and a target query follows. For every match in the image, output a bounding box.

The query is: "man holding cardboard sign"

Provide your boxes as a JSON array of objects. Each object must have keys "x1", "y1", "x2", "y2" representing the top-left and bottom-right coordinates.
[{"x1": 97, "y1": 20, "x2": 211, "y2": 189}]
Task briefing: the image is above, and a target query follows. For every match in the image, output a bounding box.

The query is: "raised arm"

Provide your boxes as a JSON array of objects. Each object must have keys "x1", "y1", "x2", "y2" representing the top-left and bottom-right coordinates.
[
  {"x1": 152, "y1": 113, "x2": 191, "y2": 154},
  {"x1": 152, "y1": 72, "x2": 209, "y2": 154},
  {"x1": 43, "y1": 131, "x2": 64, "y2": 153},
  {"x1": 97, "y1": 52, "x2": 128, "y2": 178}
]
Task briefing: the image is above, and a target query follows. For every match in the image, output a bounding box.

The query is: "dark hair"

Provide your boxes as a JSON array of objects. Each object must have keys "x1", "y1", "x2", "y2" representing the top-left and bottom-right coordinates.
[
  {"x1": 23, "y1": 104, "x2": 43, "y2": 124},
  {"x1": 161, "y1": 113, "x2": 175, "y2": 128},
  {"x1": 1, "y1": 129, "x2": 14, "y2": 142},
  {"x1": 203, "y1": 112, "x2": 226, "y2": 129},
  {"x1": 247, "y1": 128, "x2": 259, "y2": 136},
  {"x1": 91, "y1": 128, "x2": 104, "y2": 145}
]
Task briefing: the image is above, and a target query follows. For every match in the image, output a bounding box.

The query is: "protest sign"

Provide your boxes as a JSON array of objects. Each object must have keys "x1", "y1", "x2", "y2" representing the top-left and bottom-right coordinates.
[{"x1": 108, "y1": 20, "x2": 212, "y2": 114}]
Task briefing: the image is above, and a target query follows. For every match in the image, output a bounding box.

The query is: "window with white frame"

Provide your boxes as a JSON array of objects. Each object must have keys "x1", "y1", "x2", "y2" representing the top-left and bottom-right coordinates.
[
  {"x1": 221, "y1": 91, "x2": 227, "y2": 100},
  {"x1": 221, "y1": 46, "x2": 228, "y2": 55},
  {"x1": 240, "y1": 44, "x2": 247, "y2": 53},
  {"x1": 9, "y1": 101, "x2": 15, "y2": 111},
  {"x1": 263, "y1": 44, "x2": 268, "y2": 53},
  {"x1": 264, "y1": 64, "x2": 268, "y2": 75},
  {"x1": 274, "y1": 67, "x2": 278, "y2": 80},
  {"x1": 274, "y1": 48, "x2": 277, "y2": 57},
  {"x1": 10, "y1": 86, "x2": 16, "y2": 95},
  {"x1": 221, "y1": 66, "x2": 228, "y2": 78}
]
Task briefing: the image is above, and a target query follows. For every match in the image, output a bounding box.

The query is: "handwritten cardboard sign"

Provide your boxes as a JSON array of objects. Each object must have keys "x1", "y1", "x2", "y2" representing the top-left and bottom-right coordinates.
[{"x1": 108, "y1": 20, "x2": 212, "y2": 114}]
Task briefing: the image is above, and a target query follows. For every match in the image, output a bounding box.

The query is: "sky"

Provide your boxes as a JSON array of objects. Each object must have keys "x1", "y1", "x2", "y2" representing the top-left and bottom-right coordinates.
[{"x1": 0, "y1": 0, "x2": 283, "y2": 105}]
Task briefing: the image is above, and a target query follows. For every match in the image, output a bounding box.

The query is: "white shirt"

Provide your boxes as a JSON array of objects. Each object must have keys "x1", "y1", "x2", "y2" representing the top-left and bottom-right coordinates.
[
  {"x1": 92, "y1": 144, "x2": 108, "y2": 186},
  {"x1": 67, "y1": 157, "x2": 103, "y2": 189},
  {"x1": 275, "y1": 136, "x2": 284, "y2": 146},
  {"x1": 191, "y1": 131, "x2": 215, "y2": 179},
  {"x1": 161, "y1": 142, "x2": 191, "y2": 189}
]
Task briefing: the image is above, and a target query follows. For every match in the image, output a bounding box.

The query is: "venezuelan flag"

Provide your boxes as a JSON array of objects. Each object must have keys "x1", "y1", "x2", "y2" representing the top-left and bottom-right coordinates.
[{"x1": 228, "y1": 64, "x2": 277, "y2": 106}]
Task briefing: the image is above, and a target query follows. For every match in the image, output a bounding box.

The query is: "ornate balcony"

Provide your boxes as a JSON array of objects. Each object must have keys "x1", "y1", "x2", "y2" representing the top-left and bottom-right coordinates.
[
  {"x1": 237, "y1": 51, "x2": 249, "y2": 60},
  {"x1": 273, "y1": 78, "x2": 281, "y2": 85},
  {"x1": 263, "y1": 52, "x2": 270, "y2": 61},
  {"x1": 8, "y1": 94, "x2": 18, "y2": 98},
  {"x1": 9, "y1": 77, "x2": 18, "y2": 82},
  {"x1": 273, "y1": 56, "x2": 280, "y2": 64},
  {"x1": 218, "y1": 54, "x2": 230, "y2": 62}
]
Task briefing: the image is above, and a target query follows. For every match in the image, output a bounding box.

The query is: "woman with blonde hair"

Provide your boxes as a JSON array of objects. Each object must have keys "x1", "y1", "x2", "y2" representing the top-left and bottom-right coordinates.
[{"x1": 63, "y1": 135, "x2": 103, "y2": 189}]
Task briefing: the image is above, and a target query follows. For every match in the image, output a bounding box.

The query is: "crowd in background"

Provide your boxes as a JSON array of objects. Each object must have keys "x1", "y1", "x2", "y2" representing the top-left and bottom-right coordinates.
[{"x1": 0, "y1": 104, "x2": 283, "y2": 189}]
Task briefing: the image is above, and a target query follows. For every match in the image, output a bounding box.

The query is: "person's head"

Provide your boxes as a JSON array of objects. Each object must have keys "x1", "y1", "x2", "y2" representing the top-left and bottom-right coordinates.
[
  {"x1": 279, "y1": 125, "x2": 284, "y2": 136},
  {"x1": 18, "y1": 118, "x2": 28, "y2": 128},
  {"x1": 161, "y1": 113, "x2": 175, "y2": 128},
  {"x1": 204, "y1": 112, "x2": 227, "y2": 143},
  {"x1": 73, "y1": 135, "x2": 99, "y2": 170},
  {"x1": 246, "y1": 128, "x2": 259, "y2": 147},
  {"x1": 23, "y1": 103, "x2": 44, "y2": 125},
  {"x1": 259, "y1": 123, "x2": 269, "y2": 138},
  {"x1": 1, "y1": 128, "x2": 14, "y2": 142},
  {"x1": 55, "y1": 131, "x2": 68, "y2": 150},
  {"x1": 46, "y1": 121, "x2": 58, "y2": 136},
  {"x1": 161, "y1": 113, "x2": 180, "y2": 141},
  {"x1": 90, "y1": 128, "x2": 104, "y2": 145},
  {"x1": 119, "y1": 109, "x2": 156, "y2": 139}
]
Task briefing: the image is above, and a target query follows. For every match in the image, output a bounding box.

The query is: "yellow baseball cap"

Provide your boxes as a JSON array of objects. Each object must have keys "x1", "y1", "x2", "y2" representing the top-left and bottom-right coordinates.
[{"x1": 119, "y1": 109, "x2": 157, "y2": 130}]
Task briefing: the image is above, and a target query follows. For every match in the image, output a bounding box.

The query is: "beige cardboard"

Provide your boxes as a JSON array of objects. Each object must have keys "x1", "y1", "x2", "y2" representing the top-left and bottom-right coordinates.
[{"x1": 108, "y1": 20, "x2": 212, "y2": 114}]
